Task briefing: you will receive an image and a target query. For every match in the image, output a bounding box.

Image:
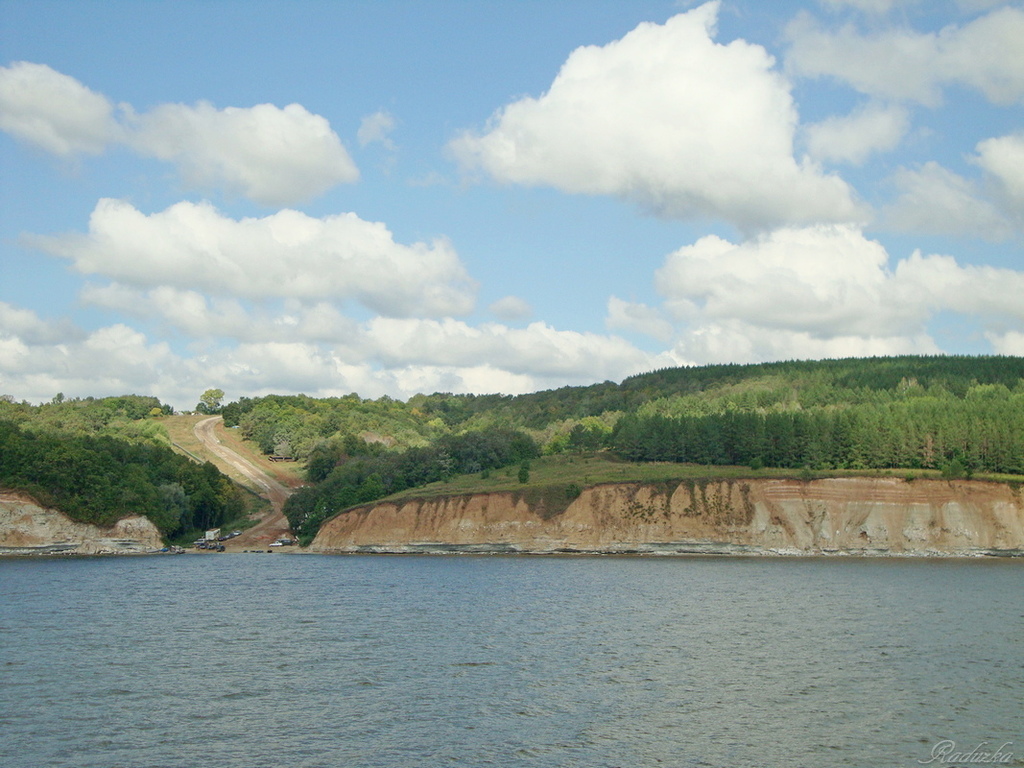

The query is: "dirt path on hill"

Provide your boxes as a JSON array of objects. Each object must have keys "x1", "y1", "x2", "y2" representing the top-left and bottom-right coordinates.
[{"x1": 193, "y1": 416, "x2": 295, "y2": 550}]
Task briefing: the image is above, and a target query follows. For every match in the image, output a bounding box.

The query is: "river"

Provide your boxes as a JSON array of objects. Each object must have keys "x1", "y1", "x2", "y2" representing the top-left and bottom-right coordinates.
[{"x1": 0, "y1": 554, "x2": 1020, "y2": 768}]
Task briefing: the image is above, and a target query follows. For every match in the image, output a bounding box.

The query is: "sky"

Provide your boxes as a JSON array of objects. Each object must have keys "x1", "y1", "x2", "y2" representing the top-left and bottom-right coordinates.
[{"x1": 1, "y1": 0, "x2": 1023, "y2": 410}]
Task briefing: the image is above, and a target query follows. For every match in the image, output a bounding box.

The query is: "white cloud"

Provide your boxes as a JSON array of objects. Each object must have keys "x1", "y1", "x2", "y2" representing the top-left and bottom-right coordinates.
[
  {"x1": 0, "y1": 310, "x2": 187, "y2": 405},
  {"x1": 488, "y1": 295, "x2": 532, "y2": 321},
  {"x1": 605, "y1": 297, "x2": 675, "y2": 343},
  {"x1": 0, "y1": 296, "x2": 678, "y2": 405},
  {"x1": 657, "y1": 225, "x2": 920, "y2": 337},
  {"x1": 975, "y1": 132, "x2": 1024, "y2": 219},
  {"x1": 804, "y1": 101, "x2": 909, "y2": 164},
  {"x1": 987, "y1": 330, "x2": 1024, "y2": 355},
  {"x1": 81, "y1": 283, "x2": 362, "y2": 344},
  {"x1": 881, "y1": 161, "x2": 1012, "y2": 238},
  {"x1": 450, "y1": 2, "x2": 861, "y2": 231},
  {"x1": 80, "y1": 280, "x2": 670, "y2": 384},
  {"x1": 361, "y1": 318, "x2": 677, "y2": 381},
  {"x1": 651, "y1": 224, "x2": 1024, "y2": 364},
  {"x1": 669, "y1": 320, "x2": 936, "y2": 365},
  {"x1": 357, "y1": 110, "x2": 396, "y2": 149},
  {"x1": 31, "y1": 199, "x2": 477, "y2": 318},
  {"x1": 127, "y1": 101, "x2": 358, "y2": 205},
  {"x1": 786, "y1": 6, "x2": 1024, "y2": 106},
  {"x1": 0, "y1": 300, "x2": 82, "y2": 345},
  {"x1": 0, "y1": 61, "x2": 120, "y2": 155},
  {"x1": 893, "y1": 250, "x2": 1024, "y2": 320},
  {"x1": 817, "y1": 0, "x2": 909, "y2": 13},
  {"x1": 0, "y1": 63, "x2": 358, "y2": 204}
]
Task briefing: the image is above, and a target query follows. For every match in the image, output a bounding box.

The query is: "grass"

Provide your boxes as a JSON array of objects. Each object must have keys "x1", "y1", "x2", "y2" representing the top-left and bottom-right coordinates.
[
  {"x1": 379, "y1": 453, "x2": 786, "y2": 519},
  {"x1": 214, "y1": 421, "x2": 306, "y2": 487},
  {"x1": 160, "y1": 414, "x2": 306, "y2": 488},
  {"x1": 161, "y1": 414, "x2": 210, "y2": 461},
  {"x1": 375, "y1": 452, "x2": 1024, "y2": 516}
]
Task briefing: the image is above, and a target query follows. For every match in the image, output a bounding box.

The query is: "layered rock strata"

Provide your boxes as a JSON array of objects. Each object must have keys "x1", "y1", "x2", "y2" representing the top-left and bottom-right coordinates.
[
  {"x1": 0, "y1": 491, "x2": 163, "y2": 555},
  {"x1": 311, "y1": 477, "x2": 1024, "y2": 557}
]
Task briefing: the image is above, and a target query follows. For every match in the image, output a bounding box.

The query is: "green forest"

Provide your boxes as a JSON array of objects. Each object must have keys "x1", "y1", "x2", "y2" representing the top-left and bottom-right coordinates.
[
  {"x1": 3, "y1": 356, "x2": 1023, "y2": 543},
  {"x1": 0, "y1": 395, "x2": 244, "y2": 538},
  {"x1": 213, "y1": 355, "x2": 1024, "y2": 539}
]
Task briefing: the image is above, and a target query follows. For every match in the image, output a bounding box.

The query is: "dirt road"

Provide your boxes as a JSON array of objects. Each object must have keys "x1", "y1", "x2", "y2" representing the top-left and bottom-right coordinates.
[{"x1": 193, "y1": 416, "x2": 295, "y2": 550}]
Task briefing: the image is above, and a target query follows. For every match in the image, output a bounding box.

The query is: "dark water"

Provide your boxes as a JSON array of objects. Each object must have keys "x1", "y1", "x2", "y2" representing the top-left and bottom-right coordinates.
[{"x1": 0, "y1": 554, "x2": 1021, "y2": 768}]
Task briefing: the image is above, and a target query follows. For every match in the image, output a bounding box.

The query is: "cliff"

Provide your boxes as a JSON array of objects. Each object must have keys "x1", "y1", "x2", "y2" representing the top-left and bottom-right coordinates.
[
  {"x1": 0, "y1": 491, "x2": 164, "y2": 555},
  {"x1": 310, "y1": 477, "x2": 1024, "y2": 557}
]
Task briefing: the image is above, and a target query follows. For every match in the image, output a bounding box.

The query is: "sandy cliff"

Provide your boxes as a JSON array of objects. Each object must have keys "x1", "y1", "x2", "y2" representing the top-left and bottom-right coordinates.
[
  {"x1": 311, "y1": 477, "x2": 1024, "y2": 556},
  {"x1": 0, "y1": 491, "x2": 164, "y2": 555}
]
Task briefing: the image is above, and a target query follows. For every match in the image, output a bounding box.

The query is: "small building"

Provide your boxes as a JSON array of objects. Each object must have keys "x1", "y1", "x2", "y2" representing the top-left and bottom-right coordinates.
[{"x1": 204, "y1": 528, "x2": 221, "y2": 541}]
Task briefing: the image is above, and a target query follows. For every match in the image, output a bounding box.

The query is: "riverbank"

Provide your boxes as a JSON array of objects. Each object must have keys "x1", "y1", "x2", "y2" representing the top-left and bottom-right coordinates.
[
  {"x1": 311, "y1": 476, "x2": 1024, "y2": 557},
  {"x1": 0, "y1": 491, "x2": 163, "y2": 556}
]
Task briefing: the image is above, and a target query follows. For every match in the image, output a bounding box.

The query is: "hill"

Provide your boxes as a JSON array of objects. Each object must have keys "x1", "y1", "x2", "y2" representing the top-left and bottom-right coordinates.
[
  {"x1": 0, "y1": 395, "x2": 247, "y2": 541},
  {"x1": 210, "y1": 355, "x2": 1024, "y2": 540}
]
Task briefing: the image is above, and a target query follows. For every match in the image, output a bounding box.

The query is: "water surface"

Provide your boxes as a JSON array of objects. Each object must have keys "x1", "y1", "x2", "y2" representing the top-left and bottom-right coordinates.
[{"x1": 1, "y1": 554, "x2": 1020, "y2": 767}]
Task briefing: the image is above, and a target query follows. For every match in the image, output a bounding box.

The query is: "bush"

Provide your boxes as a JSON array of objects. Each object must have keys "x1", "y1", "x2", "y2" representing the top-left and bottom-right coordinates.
[{"x1": 518, "y1": 462, "x2": 530, "y2": 484}]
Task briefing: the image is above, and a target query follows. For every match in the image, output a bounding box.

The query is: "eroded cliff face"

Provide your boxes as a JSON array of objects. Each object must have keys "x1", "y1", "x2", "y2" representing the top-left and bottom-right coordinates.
[
  {"x1": 0, "y1": 491, "x2": 164, "y2": 555},
  {"x1": 310, "y1": 477, "x2": 1024, "y2": 556}
]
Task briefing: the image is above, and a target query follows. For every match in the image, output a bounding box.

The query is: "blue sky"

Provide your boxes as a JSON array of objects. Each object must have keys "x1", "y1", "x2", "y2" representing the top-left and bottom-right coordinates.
[{"x1": 1, "y1": 0, "x2": 1022, "y2": 409}]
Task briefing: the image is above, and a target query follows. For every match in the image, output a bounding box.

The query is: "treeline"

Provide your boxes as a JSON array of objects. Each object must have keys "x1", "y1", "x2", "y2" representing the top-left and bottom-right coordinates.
[
  {"x1": 620, "y1": 355, "x2": 1024, "y2": 400},
  {"x1": 284, "y1": 429, "x2": 539, "y2": 539},
  {"x1": 219, "y1": 357, "x2": 1024, "y2": 463},
  {"x1": 612, "y1": 385, "x2": 1024, "y2": 475},
  {"x1": 222, "y1": 393, "x2": 441, "y2": 459},
  {"x1": 414, "y1": 355, "x2": 1024, "y2": 430},
  {"x1": 0, "y1": 393, "x2": 173, "y2": 445},
  {"x1": 0, "y1": 420, "x2": 243, "y2": 536},
  {"x1": 224, "y1": 356, "x2": 1024, "y2": 539}
]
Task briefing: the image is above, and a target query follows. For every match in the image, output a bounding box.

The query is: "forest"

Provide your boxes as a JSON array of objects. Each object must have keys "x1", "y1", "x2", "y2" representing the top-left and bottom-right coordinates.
[
  {"x1": 3, "y1": 356, "x2": 1022, "y2": 542},
  {"x1": 212, "y1": 355, "x2": 1024, "y2": 539},
  {"x1": 0, "y1": 395, "x2": 244, "y2": 538}
]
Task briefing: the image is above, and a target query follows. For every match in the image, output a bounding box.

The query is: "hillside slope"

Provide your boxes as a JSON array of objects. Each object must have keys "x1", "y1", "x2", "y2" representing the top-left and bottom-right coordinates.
[{"x1": 310, "y1": 477, "x2": 1024, "y2": 557}]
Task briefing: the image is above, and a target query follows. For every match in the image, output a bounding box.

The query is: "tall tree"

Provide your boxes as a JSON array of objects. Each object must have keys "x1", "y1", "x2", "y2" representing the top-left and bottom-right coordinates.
[{"x1": 197, "y1": 388, "x2": 225, "y2": 414}]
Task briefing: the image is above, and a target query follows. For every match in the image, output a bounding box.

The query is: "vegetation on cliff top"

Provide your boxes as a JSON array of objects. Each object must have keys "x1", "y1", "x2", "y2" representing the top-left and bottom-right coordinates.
[
  {"x1": 0, "y1": 395, "x2": 244, "y2": 538},
  {"x1": 254, "y1": 356, "x2": 1024, "y2": 539}
]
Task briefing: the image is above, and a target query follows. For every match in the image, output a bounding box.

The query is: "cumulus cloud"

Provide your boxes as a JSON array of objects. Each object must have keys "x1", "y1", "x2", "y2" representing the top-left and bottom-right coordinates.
[
  {"x1": 650, "y1": 224, "x2": 1024, "y2": 364},
  {"x1": 605, "y1": 297, "x2": 675, "y2": 343},
  {"x1": 816, "y1": 0, "x2": 908, "y2": 13},
  {"x1": 0, "y1": 300, "x2": 83, "y2": 345},
  {"x1": 786, "y1": 6, "x2": 1024, "y2": 105},
  {"x1": 30, "y1": 199, "x2": 477, "y2": 318},
  {"x1": 449, "y1": 1, "x2": 861, "y2": 231},
  {"x1": 81, "y1": 283, "x2": 363, "y2": 345},
  {"x1": 987, "y1": 330, "x2": 1024, "y2": 355},
  {"x1": 657, "y1": 225, "x2": 920, "y2": 337},
  {"x1": 975, "y1": 132, "x2": 1024, "y2": 220},
  {"x1": 881, "y1": 161, "x2": 1013, "y2": 238},
  {"x1": 0, "y1": 295, "x2": 676, "y2": 406},
  {"x1": 0, "y1": 62, "x2": 357, "y2": 204},
  {"x1": 488, "y1": 295, "x2": 532, "y2": 321},
  {"x1": 670, "y1": 320, "x2": 936, "y2": 365},
  {"x1": 0, "y1": 61, "x2": 120, "y2": 155},
  {"x1": 357, "y1": 110, "x2": 396, "y2": 149},
  {"x1": 0, "y1": 310, "x2": 186, "y2": 405},
  {"x1": 893, "y1": 251, "x2": 1024, "y2": 320},
  {"x1": 127, "y1": 101, "x2": 359, "y2": 205},
  {"x1": 361, "y1": 318, "x2": 677, "y2": 381},
  {"x1": 804, "y1": 101, "x2": 909, "y2": 164}
]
